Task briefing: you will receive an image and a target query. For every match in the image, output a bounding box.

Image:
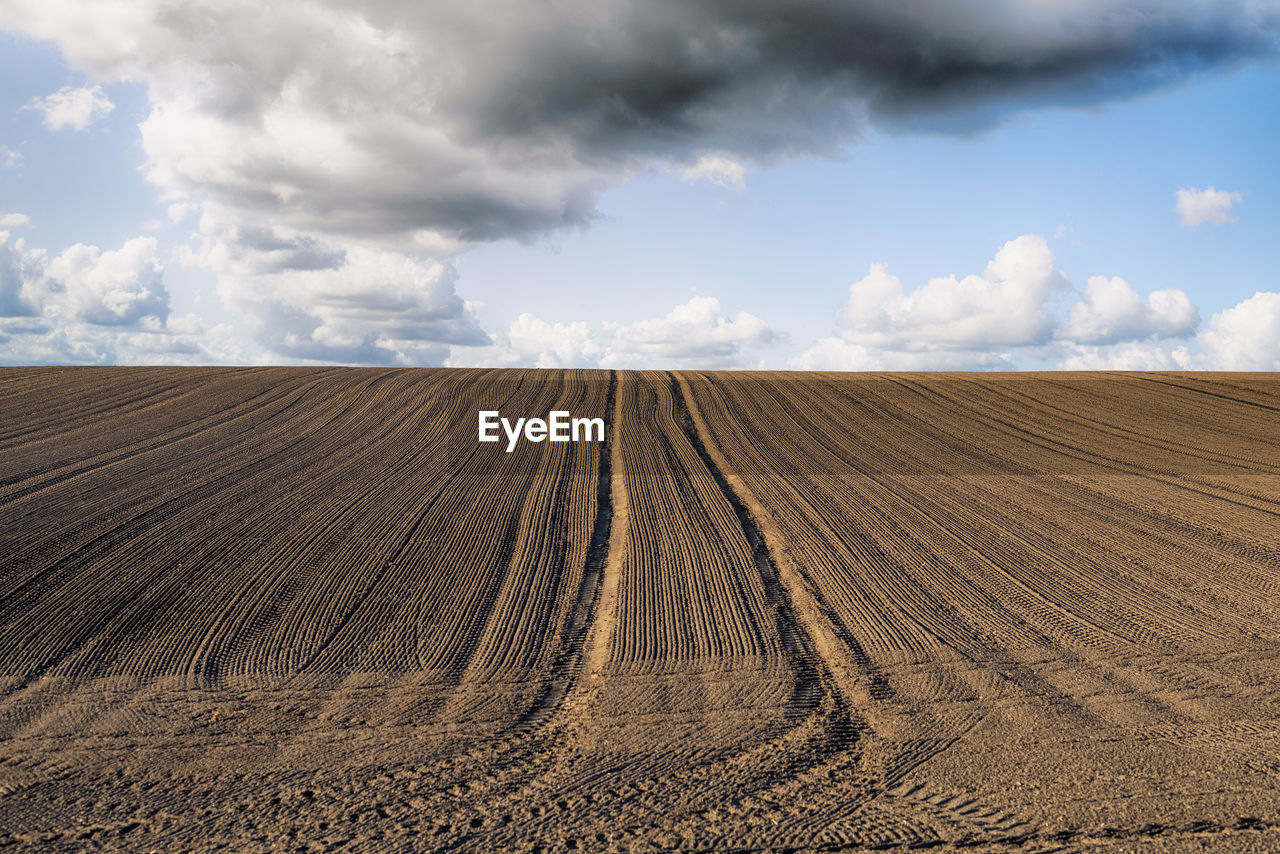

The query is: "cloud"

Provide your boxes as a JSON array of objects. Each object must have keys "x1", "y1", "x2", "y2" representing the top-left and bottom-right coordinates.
[
  {"x1": 1056, "y1": 342, "x2": 1193, "y2": 371},
  {"x1": 789, "y1": 338, "x2": 1015, "y2": 371},
  {"x1": 165, "y1": 203, "x2": 484, "y2": 364},
  {"x1": 2, "y1": 232, "x2": 167, "y2": 326},
  {"x1": 1056, "y1": 291, "x2": 1280, "y2": 371},
  {"x1": 1176, "y1": 186, "x2": 1243, "y2": 227},
  {"x1": 7, "y1": 2, "x2": 1278, "y2": 250},
  {"x1": 0, "y1": 213, "x2": 32, "y2": 229},
  {"x1": 449, "y1": 296, "x2": 776, "y2": 369},
  {"x1": 179, "y1": 204, "x2": 348, "y2": 276},
  {"x1": 603, "y1": 296, "x2": 775, "y2": 367},
  {"x1": 1062, "y1": 276, "x2": 1198, "y2": 344},
  {"x1": 0, "y1": 233, "x2": 43, "y2": 318},
  {"x1": 793, "y1": 233, "x2": 1069, "y2": 369},
  {"x1": 40, "y1": 238, "x2": 169, "y2": 326},
  {"x1": 0, "y1": 229, "x2": 238, "y2": 365},
  {"x1": 682, "y1": 154, "x2": 747, "y2": 190},
  {"x1": 26, "y1": 84, "x2": 115, "y2": 131},
  {"x1": 0, "y1": 314, "x2": 242, "y2": 366},
  {"x1": 167, "y1": 202, "x2": 195, "y2": 224},
  {"x1": 217, "y1": 247, "x2": 486, "y2": 365},
  {"x1": 794, "y1": 234, "x2": 1218, "y2": 371},
  {"x1": 463, "y1": 1, "x2": 1280, "y2": 153},
  {"x1": 447, "y1": 314, "x2": 605, "y2": 369},
  {"x1": 837, "y1": 233, "x2": 1066, "y2": 349},
  {"x1": 1196, "y1": 291, "x2": 1280, "y2": 370},
  {"x1": 0, "y1": 147, "x2": 21, "y2": 169}
]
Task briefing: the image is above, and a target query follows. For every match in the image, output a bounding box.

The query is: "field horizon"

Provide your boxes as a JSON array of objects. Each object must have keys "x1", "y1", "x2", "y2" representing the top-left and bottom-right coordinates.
[{"x1": 2, "y1": 367, "x2": 1279, "y2": 852}]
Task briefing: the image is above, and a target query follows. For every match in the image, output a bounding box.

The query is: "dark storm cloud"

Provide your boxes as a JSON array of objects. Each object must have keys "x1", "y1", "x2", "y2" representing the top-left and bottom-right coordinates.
[
  {"x1": 464, "y1": 0, "x2": 1280, "y2": 158},
  {"x1": 18, "y1": 1, "x2": 1276, "y2": 247}
]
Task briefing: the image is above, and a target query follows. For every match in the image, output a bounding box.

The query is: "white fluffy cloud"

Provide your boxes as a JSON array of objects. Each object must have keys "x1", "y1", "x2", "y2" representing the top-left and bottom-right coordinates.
[
  {"x1": 682, "y1": 155, "x2": 747, "y2": 190},
  {"x1": 791, "y1": 234, "x2": 1280, "y2": 372},
  {"x1": 1056, "y1": 342, "x2": 1194, "y2": 371},
  {"x1": 42, "y1": 238, "x2": 169, "y2": 326},
  {"x1": 1196, "y1": 292, "x2": 1280, "y2": 370},
  {"x1": 0, "y1": 147, "x2": 21, "y2": 169},
  {"x1": 1056, "y1": 291, "x2": 1280, "y2": 371},
  {"x1": 0, "y1": 314, "x2": 242, "y2": 366},
  {"x1": 0, "y1": 213, "x2": 32, "y2": 229},
  {"x1": 0, "y1": 229, "x2": 238, "y2": 365},
  {"x1": 217, "y1": 247, "x2": 485, "y2": 365},
  {"x1": 604, "y1": 296, "x2": 775, "y2": 368},
  {"x1": 794, "y1": 234, "x2": 1066, "y2": 369},
  {"x1": 1, "y1": 232, "x2": 167, "y2": 325},
  {"x1": 447, "y1": 315, "x2": 604, "y2": 369},
  {"x1": 843, "y1": 235, "x2": 1067, "y2": 348},
  {"x1": 26, "y1": 84, "x2": 115, "y2": 131},
  {"x1": 1062, "y1": 276, "x2": 1198, "y2": 344},
  {"x1": 449, "y1": 296, "x2": 775, "y2": 369},
  {"x1": 1176, "y1": 186, "x2": 1243, "y2": 228},
  {"x1": 789, "y1": 338, "x2": 1015, "y2": 371}
]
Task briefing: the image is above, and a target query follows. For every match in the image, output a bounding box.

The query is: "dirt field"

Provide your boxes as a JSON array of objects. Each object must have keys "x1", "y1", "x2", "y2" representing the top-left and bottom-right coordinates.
[{"x1": 1, "y1": 368, "x2": 1278, "y2": 852}]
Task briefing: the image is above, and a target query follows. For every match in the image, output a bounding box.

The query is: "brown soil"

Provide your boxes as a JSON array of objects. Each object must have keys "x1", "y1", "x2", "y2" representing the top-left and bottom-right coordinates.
[{"x1": 1, "y1": 367, "x2": 1278, "y2": 852}]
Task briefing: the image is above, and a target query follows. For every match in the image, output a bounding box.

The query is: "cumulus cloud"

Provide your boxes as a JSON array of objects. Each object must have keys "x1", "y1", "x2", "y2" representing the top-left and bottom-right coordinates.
[
  {"x1": 1056, "y1": 342, "x2": 1193, "y2": 371},
  {"x1": 179, "y1": 204, "x2": 348, "y2": 277},
  {"x1": 0, "y1": 229, "x2": 237, "y2": 365},
  {"x1": 217, "y1": 248, "x2": 486, "y2": 365},
  {"x1": 1, "y1": 232, "x2": 168, "y2": 325},
  {"x1": 1062, "y1": 276, "x2": 1198, "y2": 344},
  {"x1": 1196, "y1": 291, "x2": 1280, "y2": 370},
  {"x1": 166, "y1": 202, "x2": 195, "y2": 224},
  {"x1": 795, "y1": 234, "x2": 1221, "y2": 371},
  {"x1": 1176, "y1": 186, "x2": 1243, "y2": 227},
  {"x1": 793, "y1": 233, "x2": 1070, "y2": 369},
  {"x1": 41, "y1": 238, "x2": 169, "y2": 326},
  {"x1": 9, "y1": 1, "x2": 1273, "y2": 248},
  {"x1": 449, "y1": 296, "x2": 776, "y2": 369},
  {"x1": 1056, "y1": 291, "x2": 1280, "y2": 371},
  {"x1": 0, "y1": 213, "x2": 32, "y2": 229},
  {"x1": 26, "y1": 84, "x2": 115, "y2": 131},
  {"x1": 0, "y1": 233, "x2": 42, "y2": 318},
  {"x1": 0, "y1": 313, "x2": 242, "y2": 366},
  {"x1": 447, "y1": 315, "x2": 605, "y2": 369},
  {"x1": 604, "y1": 296, "x2": 775, "y2": 367},
  {"x1": 789, "y1": 338, "x2": 1015, "y2": 371},
  {"x1": 682, "y1": 154, "x2": 747, "y2": 190},
  {"x1": 0, "y1": 147, "x2": 21, "y2": 169},
  {"x1": 829, "y1": 234, "x2": 1067, "y2": 356}
]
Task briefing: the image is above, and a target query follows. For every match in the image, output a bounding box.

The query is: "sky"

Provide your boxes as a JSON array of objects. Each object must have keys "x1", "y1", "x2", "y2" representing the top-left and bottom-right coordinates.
[{"x1": 1, "y1": 1, "x2": 1278, "y2": 370}]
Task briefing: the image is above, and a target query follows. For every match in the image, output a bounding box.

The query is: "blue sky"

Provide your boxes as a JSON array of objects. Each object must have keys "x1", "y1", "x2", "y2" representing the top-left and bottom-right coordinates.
[{"x1": 2, "y1": 3, "x2": 1278, "y2": 369}]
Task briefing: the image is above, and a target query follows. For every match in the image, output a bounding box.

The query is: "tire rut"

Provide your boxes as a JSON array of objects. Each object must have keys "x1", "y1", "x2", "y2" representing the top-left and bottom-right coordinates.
[
  {"x1": 671, "y1": 371, "x2": 1033, "y2": 847},
  {"x1": 668, "y1": 374, "x2": 868, "y2": 761},
  {"x1": 514, "y1": 368, "x2": 619, "y2": 729}
]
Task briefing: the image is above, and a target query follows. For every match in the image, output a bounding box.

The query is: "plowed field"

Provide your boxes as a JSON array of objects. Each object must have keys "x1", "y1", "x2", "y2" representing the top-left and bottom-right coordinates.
[{"x1": 2, "y1": 368, "x2": 1278, "y2": 851}]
